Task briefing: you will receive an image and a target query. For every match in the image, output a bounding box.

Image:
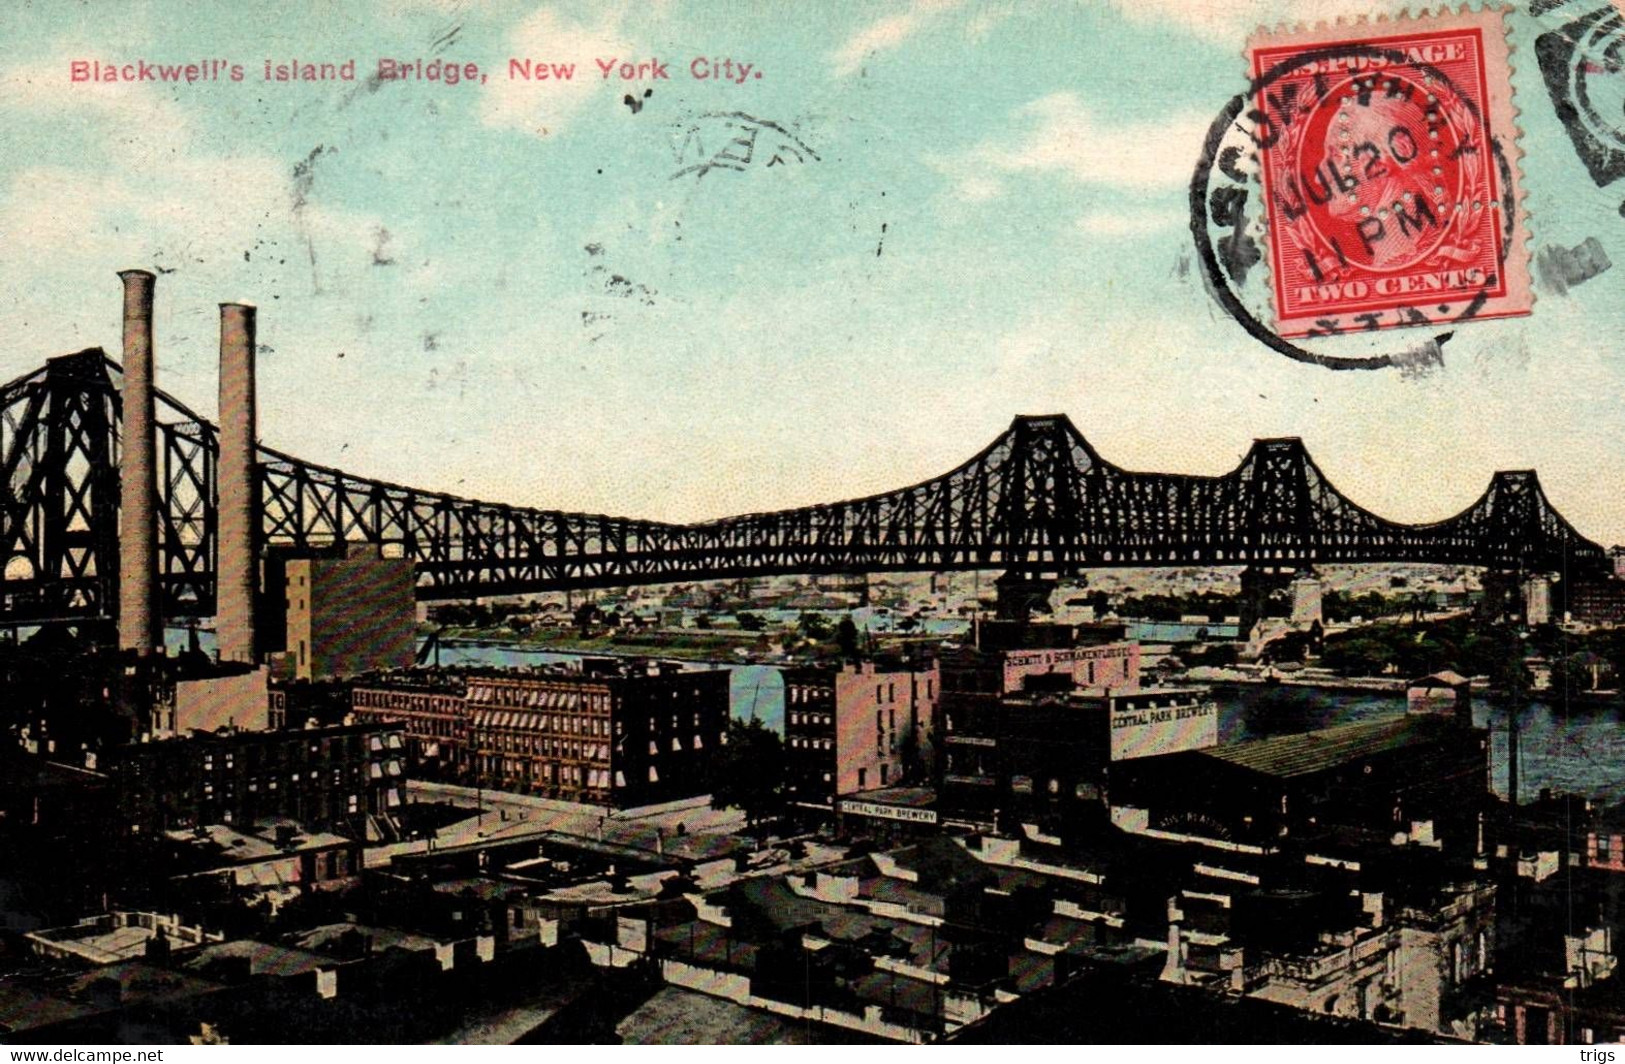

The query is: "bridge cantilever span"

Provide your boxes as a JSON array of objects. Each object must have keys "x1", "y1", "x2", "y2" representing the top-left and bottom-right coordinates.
[{"x1": 0, "y1": 348, "x2": 1607, "y2": 625}]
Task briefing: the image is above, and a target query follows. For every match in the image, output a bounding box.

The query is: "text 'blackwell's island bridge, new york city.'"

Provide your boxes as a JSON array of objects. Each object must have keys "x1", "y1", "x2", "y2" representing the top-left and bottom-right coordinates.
[{"x1": 0, "y1": 271, "x2": 1608, "y2": 639}]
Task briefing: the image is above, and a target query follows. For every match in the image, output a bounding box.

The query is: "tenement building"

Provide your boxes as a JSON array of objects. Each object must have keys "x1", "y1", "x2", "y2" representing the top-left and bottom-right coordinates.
[
  {"x1": 782, "y1": 658, "x2": 939, "y2": 813},
  {"x1": 350, "y1": 659, "x2": 729, "y2": 807},
  {"x1": 104, "y1": 721, "x2": 408, "y2": 839},
  {"x1": 350, "y1": 671, "x2": 468, "y2": 779}
]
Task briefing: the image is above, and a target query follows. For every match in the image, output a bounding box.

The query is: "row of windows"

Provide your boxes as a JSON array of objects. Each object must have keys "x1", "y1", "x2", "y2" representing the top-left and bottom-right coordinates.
[
  {"x1": 196, "y1": 769, "x2": 371, "y2": 797},
  {"x1": 466, "y1": 684, "x2": 610, "y2": 712},
  {"x1": 789, "y1": 736, "x2": 835, "y2": 751},
  {"x1": 787, "y1": 686, "x2": 831, "y2": 704},
  {"x1": 471, "y1": 712, "x2": 615, "y2": 737},
  {"x1": 855, "y1": 764, "x2": 890, "y2": 789},
  {"x1": 353, "y1": 690, "x2": 462, "y2": 713},
  {"x1": 788, "y1": 712, "x2": 833, "y2": 727},
  {"x1": 482, "y1": 735, "x2": 609, "y2": 762},
  {"x1": 355, "y1": 711, "x2": 462, "y2": 739},
  {"x1": 482, "y1": 758, "x2": 670, "y2": 788}
]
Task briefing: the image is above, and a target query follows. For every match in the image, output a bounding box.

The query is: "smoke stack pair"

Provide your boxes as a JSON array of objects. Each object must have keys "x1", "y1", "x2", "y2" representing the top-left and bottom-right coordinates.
[{"x1": 115, "y1": 272, "x2": 259, "y2": 663}]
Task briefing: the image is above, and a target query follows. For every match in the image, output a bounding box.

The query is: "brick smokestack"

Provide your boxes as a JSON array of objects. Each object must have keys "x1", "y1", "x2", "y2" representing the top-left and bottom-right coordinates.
[
  {"x1": 216, "y1": 302, "x2": 259, "y2": 664},
  {"x1": 117, "y1": 270, "x2": 159, "y2": 655}
]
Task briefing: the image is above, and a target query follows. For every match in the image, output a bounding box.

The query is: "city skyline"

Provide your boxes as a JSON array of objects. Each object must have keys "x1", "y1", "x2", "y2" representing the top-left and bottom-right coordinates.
[{"x1": 2, "y1": 1, "x2": 1623, "y2": 543}]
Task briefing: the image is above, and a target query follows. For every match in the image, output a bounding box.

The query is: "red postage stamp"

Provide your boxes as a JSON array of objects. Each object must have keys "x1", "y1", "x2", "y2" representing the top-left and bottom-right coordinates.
[{"x1": 1247, "y1": 9, "x2": 1531, "y2": 339}]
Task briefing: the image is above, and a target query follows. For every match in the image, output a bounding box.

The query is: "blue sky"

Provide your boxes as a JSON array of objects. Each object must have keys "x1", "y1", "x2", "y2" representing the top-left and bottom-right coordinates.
[{"x1": 3, "y1": 0, "x2": 1624, "y2": 545}]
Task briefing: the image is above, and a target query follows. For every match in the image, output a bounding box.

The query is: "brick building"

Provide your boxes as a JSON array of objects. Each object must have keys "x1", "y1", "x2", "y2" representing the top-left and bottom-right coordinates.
[
  {"x1": 350, "y1": 660, "x2": 729, "y2": 807},
  {"x1": 104, "y1": 721, "x2": 407, "y2": 838},
  {"x1": 1567, "y1": 576, "x2": 1625, "y2": 628},
  {"x1": 782, "y1": 659, "x2": 939, "y2": 812},
  {"x1": 350, "y1": 674, "x2": 468, "y2": 779},
  {"x1": 1586, "y1": 805, "x2": 1625, "y2": 875},
  {"x1": 935, "y1": 625, "x2": 1146, "y2": 827}
]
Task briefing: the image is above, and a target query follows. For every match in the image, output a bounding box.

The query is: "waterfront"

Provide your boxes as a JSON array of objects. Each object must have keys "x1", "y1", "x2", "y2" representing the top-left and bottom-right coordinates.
[
  {"x1": 1222, "y1": 685, "x2": 1625, "y2": 805},
  {"x1": 162, "y1": 625, "x2": 1625, "y2": 805},
  {"x1": 422, "y1": 638, "x2": 1625, "y2": 806}
]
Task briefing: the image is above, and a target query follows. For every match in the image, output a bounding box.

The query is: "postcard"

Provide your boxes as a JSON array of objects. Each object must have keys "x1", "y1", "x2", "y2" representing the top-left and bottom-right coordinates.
[{"x1": 2, "y1": 0, "x2": 1625, "y2": 1049}]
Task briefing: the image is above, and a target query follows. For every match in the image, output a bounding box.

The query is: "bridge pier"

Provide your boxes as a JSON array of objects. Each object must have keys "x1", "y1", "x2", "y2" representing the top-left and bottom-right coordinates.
[
  {"x1": 994, "y1": 572, "x2": 1056, "y2": 621},
  {"x1": 1290, "y1": 573, "x2": 1323, "y2": 626},
  {"x1": 1239, "y1": 567, "x2": 1296, "y2": 634}
]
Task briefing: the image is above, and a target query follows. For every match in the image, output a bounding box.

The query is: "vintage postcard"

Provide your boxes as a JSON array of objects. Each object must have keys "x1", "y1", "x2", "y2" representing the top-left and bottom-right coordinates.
[{"x1": 3, "y1": 0, "x2": 1625, "y2": 1050}]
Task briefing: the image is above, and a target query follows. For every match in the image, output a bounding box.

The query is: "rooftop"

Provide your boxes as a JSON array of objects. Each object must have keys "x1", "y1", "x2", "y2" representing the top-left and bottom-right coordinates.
[
  {"x1": 1199, "y1": 714, "x2": 1457, "y2": 779},
  {"x1": 845, "y1": 785, "x2": 936, "y2": 810},
  {"x1": 1409, "y1": 670, "x2": 1470, "y2": 688},
  {"x1": 165, "y1": 819, "x2": 354, "y2": 870}
]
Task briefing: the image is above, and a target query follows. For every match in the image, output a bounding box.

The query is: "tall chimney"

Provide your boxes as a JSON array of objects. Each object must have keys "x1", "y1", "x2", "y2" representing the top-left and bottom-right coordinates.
[
  {"x1": 117, "y1": 270, "x2": 159, "y2": 655},
  {"x1": 217, "y1": 302, "x2": 259, "y2": 664}
]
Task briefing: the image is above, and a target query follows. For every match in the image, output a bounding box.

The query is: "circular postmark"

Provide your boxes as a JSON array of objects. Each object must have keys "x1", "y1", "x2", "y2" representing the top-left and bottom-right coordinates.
[
  {"x1": 1191, "y1": 39, "x2": 1520, "y2": 371},
  {"x1": 1569, "y1": 9, "x2": 1625, "y2": 162}
]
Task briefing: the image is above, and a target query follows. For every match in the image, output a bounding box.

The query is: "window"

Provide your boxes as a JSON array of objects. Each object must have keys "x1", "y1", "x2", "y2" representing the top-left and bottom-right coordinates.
[
  {"x1": 1598, "y1": 834, "x2": 1614, "y2": 863},
  {"x1": 858, "y1": 768, "x2": 867, "y2": 788},
  {"x1": 880, "y1": 764, "x2": 888, "y2": 785}
]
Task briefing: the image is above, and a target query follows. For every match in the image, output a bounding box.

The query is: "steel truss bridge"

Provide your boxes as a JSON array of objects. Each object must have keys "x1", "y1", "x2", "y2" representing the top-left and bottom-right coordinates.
[{"x1": 0, "y1": 348, "x2": 1607, "y2": 625}]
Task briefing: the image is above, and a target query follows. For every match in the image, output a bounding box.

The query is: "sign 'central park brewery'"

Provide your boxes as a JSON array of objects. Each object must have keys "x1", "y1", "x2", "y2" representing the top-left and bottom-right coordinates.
[{"x1": 1107, "y1": 692, "x2": 1220, "y2": 761}]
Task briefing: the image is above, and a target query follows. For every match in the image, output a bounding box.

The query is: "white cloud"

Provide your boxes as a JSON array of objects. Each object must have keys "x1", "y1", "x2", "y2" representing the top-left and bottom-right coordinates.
[
  {"x1": 0, "y1": 51, "x2": 408, "y2": 384},
  {"x1": 936, "y1": 92, "x2": 1211, "y2": 200},
  {"x1": 479, "y1": 7, "x2": 634, "y2": 137},
  {"x1": 830, "y1": 0, "x2": 964, "y2": 77}
]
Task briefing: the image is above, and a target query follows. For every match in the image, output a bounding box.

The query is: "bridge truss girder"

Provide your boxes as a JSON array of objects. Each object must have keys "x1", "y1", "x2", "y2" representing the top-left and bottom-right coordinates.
[{"x1": 0, "y1": 349, "x2": 1607, "y2": 624}]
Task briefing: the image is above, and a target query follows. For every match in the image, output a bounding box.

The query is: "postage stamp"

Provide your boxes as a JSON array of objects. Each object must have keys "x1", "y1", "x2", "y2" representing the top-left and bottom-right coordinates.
[{"x1": 1245, "y1": 9, "x2": 1531, "y2": 339}]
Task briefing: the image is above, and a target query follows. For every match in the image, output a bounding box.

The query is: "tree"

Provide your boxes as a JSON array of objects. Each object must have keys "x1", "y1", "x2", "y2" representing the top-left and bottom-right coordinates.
[
  {"x1": 573, "y1": 600, "x2": 599, "y2": 634},
  {"x1": 1319, "y1": 636, "x2": 1390, "y2": 677},
  {"x1": 710, "y1": 719, "x2": 786, "y2": 830},
  {"x1": 799, "y1": 611, "x2": 833, "y2": 642},
  {"x1": 1557, "y1": 652, "x2": 1602, "y2": 697},
  {"x1": 836, "y1": 615, "x2": 860, "y2": 659},
  {"x1": 1260, "y1": 630, "x2": 1312, "y2": 664},
  {"x1": 736, "y1": 611, "x2": 765, "y2": 632}
]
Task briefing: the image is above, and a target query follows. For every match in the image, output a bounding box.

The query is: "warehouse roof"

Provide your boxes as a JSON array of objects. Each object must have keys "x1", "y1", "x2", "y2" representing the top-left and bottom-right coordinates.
[{"x1": 1199, "y1": 714, "x2": 1455, "y2": 779}]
